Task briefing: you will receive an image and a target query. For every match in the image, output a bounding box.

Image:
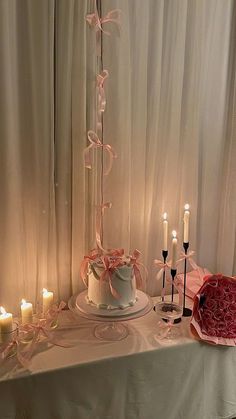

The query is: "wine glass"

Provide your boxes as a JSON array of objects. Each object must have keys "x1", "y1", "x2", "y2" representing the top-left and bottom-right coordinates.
[{"x1": 154, "y1": 301, "x2": 183, "y2": 340}]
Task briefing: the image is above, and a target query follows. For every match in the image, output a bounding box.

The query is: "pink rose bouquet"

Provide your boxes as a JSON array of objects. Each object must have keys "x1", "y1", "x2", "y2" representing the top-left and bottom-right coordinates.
[{"x1": 191, "y1": 274, "x2": 236, "y2": 346}]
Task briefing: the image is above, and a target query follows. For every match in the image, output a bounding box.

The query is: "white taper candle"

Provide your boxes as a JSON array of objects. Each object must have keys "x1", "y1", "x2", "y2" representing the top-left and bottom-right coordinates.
[
  {"x1": 183, "y1": 204, "x2": 190, "y2": 243},
  {"x1": 171, "y1": 230, "x2": 178, "y2": 269}
]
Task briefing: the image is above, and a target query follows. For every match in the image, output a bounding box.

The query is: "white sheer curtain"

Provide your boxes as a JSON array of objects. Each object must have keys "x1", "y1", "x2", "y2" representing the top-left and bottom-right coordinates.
[
  {"x1": 0, "y1": 0, "x2": 93, "y2": 312},
  {"x1": 0, "y1": 0, "x2": 235, "y2": 312},
  {"x1": 101, "y1": 0, "x2": 236, "y2": 295}
]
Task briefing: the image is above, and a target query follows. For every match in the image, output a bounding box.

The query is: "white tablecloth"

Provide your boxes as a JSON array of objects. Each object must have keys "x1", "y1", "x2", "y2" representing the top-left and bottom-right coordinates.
[{"x1": 1, "y1": 297, "x2": 236, "y2": 419}]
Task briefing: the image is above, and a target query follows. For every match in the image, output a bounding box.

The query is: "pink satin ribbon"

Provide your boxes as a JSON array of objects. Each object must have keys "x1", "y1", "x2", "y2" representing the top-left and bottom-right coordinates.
[
  {"x1": 154, "y1": 259, "x2": 182, "y2": 304},
  {"x1": 96, "y1": 202, "x2": 112, "y2": 252},
  {"x1": 18, "y1": 319, "x2": 72, "y2": 367},
  {"x1": 84, "y1": 130, "x2": 117, "y2": 176},
  {"x1": 86, "y1": 8, "x2": 121, "y2": 36},
  {"x1": 130, "y1": 249, "x2": 147, "y2": 290},
  {"x1": 96, "y1": 70, "x2": 109, "y2": 132},
  {"x1": 100, "y1": 256, "x2": 121, "y2": 299},
  {"x1": 80, "y1": 249, "x2": 101, "y2": 287},
  {"x1": 0, "y1": 337, "x2": 28, "y2": 368},
  {"x1": 45, "y1": 301, "x2": 67, "y2": 322}
]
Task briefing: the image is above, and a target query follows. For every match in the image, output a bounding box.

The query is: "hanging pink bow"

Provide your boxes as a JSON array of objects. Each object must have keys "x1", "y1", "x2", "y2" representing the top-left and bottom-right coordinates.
[
  {"x1": 100, "y1": 256, "x2": 121, "y2": 299},
  {"x1": 86, "y1": 8, "x2": 121, "y2": 36},
  {"x1": 130, "y1": 249, "x2": 147, "y2": 290},
  {"x1": 80, "y1": 249, "x2": 101, "y2": 286},
  {"x1": 84, "y1": 130, "x2": 117, "y2": 176}
]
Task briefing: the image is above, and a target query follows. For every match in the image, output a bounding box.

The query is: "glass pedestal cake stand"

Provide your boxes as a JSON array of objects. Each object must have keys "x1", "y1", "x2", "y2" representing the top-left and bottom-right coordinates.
[{"x1": 68, "y1": 290, "x2": 153, "y2": 341}]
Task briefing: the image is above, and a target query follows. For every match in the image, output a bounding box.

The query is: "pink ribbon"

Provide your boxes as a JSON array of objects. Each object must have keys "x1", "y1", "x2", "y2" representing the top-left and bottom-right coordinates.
[
  {"x1": 86, "y1": 4, "x2": 121, "y2": 56},
  {"x1": 130, "y1": 249, "x2": 147, "y2": 290},
  {"x1": 96, "y1": 70, "x2": 109, "y2": 132},
  {"x1": 18, "y1": 319, "x2": 72, "y2": 367},
  {"x1": 154, "y1": 259, "x2": 182, "y2": 304},
  {"x1": 86, "y1": 8, "x2": 121, "y2": 36},
  {"x1": 84, "y1": 131, "x2": 117, "y2": 176},
  {"x1": 96, "y1": 202, "x2": 112, "y2": 252},
  {"x1": 80, "y1": 249, "x2": 101, "y2": 286},
  {"x1": 0, "y1": 337, "x2": 30, "y2": 369},
  {"x1": 100, "y1": 256, "x2": 121, "y2": 299},
  {"x1": 45, "y1": 301, "x2": 67, "y2": 322}
]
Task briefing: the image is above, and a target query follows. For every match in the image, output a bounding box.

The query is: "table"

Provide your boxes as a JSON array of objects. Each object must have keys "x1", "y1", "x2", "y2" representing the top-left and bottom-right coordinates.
[{"x1": 0, "y1": 297, "x2": 236, "y2": 419}]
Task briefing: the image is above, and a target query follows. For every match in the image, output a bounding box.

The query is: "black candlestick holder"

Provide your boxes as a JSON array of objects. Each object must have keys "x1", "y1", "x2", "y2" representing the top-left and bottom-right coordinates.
[
  {"x1": 171, "y1": 268, "x2": 181, "y2": 323},
  {"x1": 183, "y1": 242, "x2": 192, "y2": 317},
  {"x1": 161, "y1": 250, "x2": 168, "y2": 301}
]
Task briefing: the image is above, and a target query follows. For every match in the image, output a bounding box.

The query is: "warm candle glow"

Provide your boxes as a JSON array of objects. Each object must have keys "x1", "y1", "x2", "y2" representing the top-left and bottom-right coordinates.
[
  {"x1": 42, "y1": 288, "x2": 54, "y2": 313},
  {"x1": 163, "y1": 212, "x2": 167, "y2": 220},
  {"x1": 172, "y1": 230, "x2": 177, "y2": 238},
  {"x1": 21, "y1": 299, "x2": 33, "y2": 324},
  {"x1": 162, "y1": 213, "x2": 168, "y2": 251},
  {"x1": 0, "y1": 306, "x2": 13, "y2": 339},
  {"x1": 0, "y1": 306, "x2": 6, "y2": 315},
  {"x1": 183, "y1": 204, "x2": 190, "y2": 243}
]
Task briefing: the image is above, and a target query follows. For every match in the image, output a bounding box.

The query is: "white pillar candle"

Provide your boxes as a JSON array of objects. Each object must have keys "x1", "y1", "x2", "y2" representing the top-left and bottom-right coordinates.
[
  {"x1": 162, "y1": 212, "x2": 168, "y2": 251},
  {"x1": 0, "y1": 306, "x2": 13, "y2": 335},
  {"x1": 42, "y1": 288, "x2": 54, "y2": 313},
  {"x1": 183, "y1": 203, "x2": 190, "y2": 243},
  {"x1": 171, "y1": 230, "x2": 178, "y2": 269},
  {"x1": 21, "y1": 299, "x2": 33, "y2": 324}
]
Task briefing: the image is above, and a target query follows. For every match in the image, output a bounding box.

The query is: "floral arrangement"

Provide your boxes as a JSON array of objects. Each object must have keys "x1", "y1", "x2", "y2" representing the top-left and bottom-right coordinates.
[{"x1": 191, "y1": 274, "x2": 236, "y2": 346}]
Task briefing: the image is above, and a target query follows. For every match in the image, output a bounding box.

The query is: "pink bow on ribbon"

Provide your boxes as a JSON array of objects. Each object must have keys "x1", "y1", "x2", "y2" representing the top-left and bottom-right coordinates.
[
  {"x1": 84, "y1": 131, "x2": 117, "y2": 176},
  {"x1": 45, "y1": 301, "x2": 67, "y2": 322},
  {"x1": 86, "y1": 8, "x2": 121, "y2": 36},
  {"x1": 18, "y1": 319, "x2": 72, "y2": 367},
  {"x1": 130, "y1": 249, "x2": 147, "y2": 290},
  {"x1": 100, "y1": 256, "x2": 121, "y2": 299},
  {"x1": 80, "y1": 249, "x2": 101, "y2": 286},
  {"x1": 0, "y1": 338, "x2": 29, "y2": 368}
]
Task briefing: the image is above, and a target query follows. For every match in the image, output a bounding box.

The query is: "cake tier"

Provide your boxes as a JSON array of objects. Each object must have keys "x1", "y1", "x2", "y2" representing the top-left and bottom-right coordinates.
[{"x1": 87, "y1": 262, "x2": 137, "y2": 309}]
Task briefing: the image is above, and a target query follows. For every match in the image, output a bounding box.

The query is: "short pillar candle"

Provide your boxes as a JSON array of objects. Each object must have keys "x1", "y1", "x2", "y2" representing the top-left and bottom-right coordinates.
[
  {"x1": 42, "y1": 288, "x2": 54, "y2": 313},
  {"x1": 21, "y1": 299, "x2": 33, "y2": 324},
  {"x1": 0, "y1": 306, "x2": 13, "y2": 335}
]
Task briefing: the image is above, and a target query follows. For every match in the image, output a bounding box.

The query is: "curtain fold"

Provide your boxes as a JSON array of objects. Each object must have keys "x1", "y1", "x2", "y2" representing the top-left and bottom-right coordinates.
[
  {"x1": 102, "y1": 0, "x2": 235, "y2": 295},
  {"x1": 0, "y1": 0, "x2": 235, "y2": 311}
]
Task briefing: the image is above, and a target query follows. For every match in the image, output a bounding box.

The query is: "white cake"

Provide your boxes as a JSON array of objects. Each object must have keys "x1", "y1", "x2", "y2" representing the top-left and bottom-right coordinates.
[{"x1": 87, "y1": 261, "x2": 137, "y2": 309}]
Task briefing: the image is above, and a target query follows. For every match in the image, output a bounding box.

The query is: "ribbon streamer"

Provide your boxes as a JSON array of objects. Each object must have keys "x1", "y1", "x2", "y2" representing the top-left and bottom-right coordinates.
[
  {"x1": 84, "y1": 130, "x2": 117, "y2": 176},
  {"x1": 96, "y1": 70, "x2": 109, "y2": 131},
  {"x1": 86, "y1": 4, "x2": 121, "y2": 56},
  {"x1": 130, "y1": 249, "x2": 147, "y2": 290}
]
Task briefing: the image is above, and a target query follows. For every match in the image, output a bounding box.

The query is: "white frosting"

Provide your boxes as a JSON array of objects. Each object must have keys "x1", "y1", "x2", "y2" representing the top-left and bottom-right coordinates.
[{"x1": 87, "y1": 262, "x2": 137, "y2": 309}]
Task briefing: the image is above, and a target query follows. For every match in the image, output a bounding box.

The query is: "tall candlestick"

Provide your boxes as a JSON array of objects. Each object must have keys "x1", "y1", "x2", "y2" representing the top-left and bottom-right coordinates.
[
  {"x1": 162, "y1": 212, "x2": 168, "y2": 251},
  {"x1": 0, "y1": 306, "x2": 13, "y2": 335},
  {"x1": 42, "y1": 288, "x2": 54, "y2": 313},
  {"x1": 171, "y1": 230, "x2": 178, "y2": 269},
  {"x1": 21, "y1": 299, "x2": 33, "y2": 324},
  {"x1": 183, "y1": 203, "x2": 190, "y2": 243}
]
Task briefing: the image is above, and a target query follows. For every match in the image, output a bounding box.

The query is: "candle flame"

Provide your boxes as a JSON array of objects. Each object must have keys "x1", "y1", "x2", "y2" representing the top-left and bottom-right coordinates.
[
  {"x1": 42, "y1": 288, "x2": 48, "y2": 294},
  {"x1": 184, "y1": 203, "x2": 190, "y2": 211},
  {"x1": 21, "y1": 299, "x2": 26, "y2": 305},
  {"x1": 163, "y1": 212, "x2": 167, "y2": 220},
  {"x1": 172, "y1": 230, "x2": 177, "y2": 238},
  {"x1": 0, "y1": 306, "x2": 6, "y2": 315}
]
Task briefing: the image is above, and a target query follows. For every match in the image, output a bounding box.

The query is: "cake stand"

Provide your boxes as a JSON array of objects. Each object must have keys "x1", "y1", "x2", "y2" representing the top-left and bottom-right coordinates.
[{"x1": 68, "y1": 290, "x2": 153, "y2": 341}]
